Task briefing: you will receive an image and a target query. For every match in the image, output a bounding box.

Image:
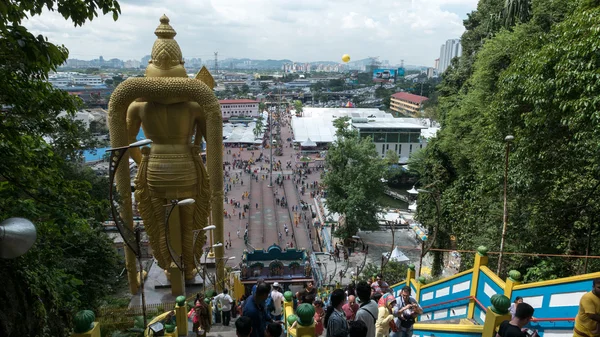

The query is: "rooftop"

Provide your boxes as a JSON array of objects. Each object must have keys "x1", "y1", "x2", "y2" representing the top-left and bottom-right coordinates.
[
  {"x1": 352, "y1": 121, "x2": 428, "y2": 130},
  {"x1": 391, "y1": 92, "x2": 429, "y2": 104},
  {"x1": 291, "y1": 108, "x2": 431, "y2": 143},
  {"x1": 219, "y1": 99, "x2": 259, "y2": 104}
]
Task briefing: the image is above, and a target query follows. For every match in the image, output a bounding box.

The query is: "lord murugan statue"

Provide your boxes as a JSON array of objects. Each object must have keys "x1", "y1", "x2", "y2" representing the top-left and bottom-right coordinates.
[{"x1": 108, "y1": 15, "x2": 224, "y2": 295}]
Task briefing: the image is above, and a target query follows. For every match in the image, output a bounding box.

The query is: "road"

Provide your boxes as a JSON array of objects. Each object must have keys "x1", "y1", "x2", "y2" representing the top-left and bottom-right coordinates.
[{"x1": 220, "y1": 108, "x2": 323, "y2": 267}]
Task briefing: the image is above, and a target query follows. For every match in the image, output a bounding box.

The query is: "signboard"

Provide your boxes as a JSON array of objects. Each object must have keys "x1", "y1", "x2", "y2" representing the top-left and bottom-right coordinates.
[
  {"x1": 372, "y1": 68, "x2": 397, "y2": 83},
  {"x1": 397, "y1": 67, "x2": 405, "y2": 77}
]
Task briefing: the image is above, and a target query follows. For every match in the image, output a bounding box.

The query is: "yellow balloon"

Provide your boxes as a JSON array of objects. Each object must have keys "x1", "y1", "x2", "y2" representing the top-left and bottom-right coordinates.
[{"x1": 342, "y1": 54, "x2": 350, "y2": 63}]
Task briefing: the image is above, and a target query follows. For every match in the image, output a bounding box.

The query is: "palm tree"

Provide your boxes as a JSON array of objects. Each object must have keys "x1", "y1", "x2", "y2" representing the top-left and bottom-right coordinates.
[
  {"x1": 253, "y1": 116, "x2": 264, "y2": 139},
  {"x1": 503, "y1": 0, "x2": 531, "y2": 28}
]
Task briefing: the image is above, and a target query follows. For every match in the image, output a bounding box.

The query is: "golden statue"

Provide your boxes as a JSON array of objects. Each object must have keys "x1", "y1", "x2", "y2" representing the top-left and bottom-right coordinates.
[{"x1": 108, "y1": 15, "x2": 224, "y2": 295}]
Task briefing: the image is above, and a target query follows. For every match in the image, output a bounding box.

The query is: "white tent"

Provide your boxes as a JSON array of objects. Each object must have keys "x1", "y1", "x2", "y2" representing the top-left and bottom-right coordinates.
[
  {"x1": 383, "y1": 246, "x2": 410, "y2": 263},
  {"x1": 407, "y1": 186, "x2": 419, "y2": 195},
  {"x1": 301, "y1": 138, "x2": 317, "y2": 147}
]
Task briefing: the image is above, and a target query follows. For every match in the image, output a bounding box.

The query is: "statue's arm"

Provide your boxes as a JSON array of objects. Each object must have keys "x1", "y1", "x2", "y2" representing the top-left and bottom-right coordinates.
[{"x1": 127, "y1": 103, "x2": 143, "y2": 164}]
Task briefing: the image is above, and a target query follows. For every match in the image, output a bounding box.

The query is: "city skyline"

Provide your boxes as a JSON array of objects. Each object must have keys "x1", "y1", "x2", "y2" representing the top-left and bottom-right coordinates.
[{"x1": 25, "y1": 0, "x2": 477, "y2": 67}]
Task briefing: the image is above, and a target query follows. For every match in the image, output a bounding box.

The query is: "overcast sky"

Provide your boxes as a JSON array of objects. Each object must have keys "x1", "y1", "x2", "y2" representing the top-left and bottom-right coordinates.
[{"x1": 25, "y1": 0, "x2": 478, "y2": 66}]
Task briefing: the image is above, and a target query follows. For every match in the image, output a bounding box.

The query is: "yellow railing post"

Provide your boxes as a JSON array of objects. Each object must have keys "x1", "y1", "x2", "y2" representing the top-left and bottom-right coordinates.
[
  {"x1": 407, "y1": 263, "x2": 416, "y2": 287},
  {"x1": 72, "y1": 310, "x2": 101, "y2": 337},
  {"x1": 175, "y1": 296, "x2": 188, "y2": 336},
  {"x1": 468, "y1": 246, "x2": 488, "y2": 319},
  {"x1": 504, "y1": 270, "x2": 522, "y2": 300},
  {"x1": 481, "y1": 294, "x2": 511, "y2": 337}
]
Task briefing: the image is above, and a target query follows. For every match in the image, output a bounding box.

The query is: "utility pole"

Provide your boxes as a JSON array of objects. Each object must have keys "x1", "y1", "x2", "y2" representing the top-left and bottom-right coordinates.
[
  {"x1": 214, "y1": 52, "x2": 218, "y2": 74},
  {"x1": 497, "y1": 135, "x2": 514, "y2": 275}
]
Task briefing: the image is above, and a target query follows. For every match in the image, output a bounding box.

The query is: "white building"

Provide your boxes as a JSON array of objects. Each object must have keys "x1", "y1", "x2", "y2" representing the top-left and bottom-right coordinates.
[
  {"x1": 48, "y1": 77, "x2": 71, "y2": 87},
  {"x1": 72, "y1": 75, "x2": 103, "y2": 86},
  {"x1": 438, "y1": 39, "x2": 462, "y2": 74},
  {"x1": 291, "y1": 108, "x2": 439, "y2": 164},
  {"x1": 57, "y1": 110, "x2": 95, "y2": 129},
  {"x1": 219, "y1": 99, "x2": 260, "y2": 120}
]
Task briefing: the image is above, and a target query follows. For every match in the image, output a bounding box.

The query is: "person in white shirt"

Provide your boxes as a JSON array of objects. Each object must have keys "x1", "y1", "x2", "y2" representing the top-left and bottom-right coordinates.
[
  {"x1": 215, "y1": 288, "x2": 234, "y2": 326},
  {"x1": 270, "y1": 282, "x2": 285, "y2": 320}
]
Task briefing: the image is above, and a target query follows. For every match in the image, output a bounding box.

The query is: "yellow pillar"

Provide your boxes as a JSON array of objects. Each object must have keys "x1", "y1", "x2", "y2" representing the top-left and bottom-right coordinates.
[
  {"x1": 175, "y1": 296, "x2": 188, "y2": 337},
  {"x1": 504, "y1": 270, "x2": 522, "y2": 300},
  {"x1": 207, "y1": 109, "x2": 225, "y2": 293},
  {"x1": 468, "y1": 246, "x2": 489, "y2": 319},
  {"x1": 168, "y1": 207, "x2": 185, "y2": 296},
  {"x1": 415, "y1": 277, "x2": 425, "y2": 322},
  {"x1": 406, "y1": 264, "x2": 416, "y2": 287},
  {"x1": 71, "y1": 322, "x2": 101, "y2": 337},
  {"x1": 294, "y1": 323, "x2": 316, "y2": 337},
  {"x1": 482, "y1": 305, "x2": 511, "y2": 337}
]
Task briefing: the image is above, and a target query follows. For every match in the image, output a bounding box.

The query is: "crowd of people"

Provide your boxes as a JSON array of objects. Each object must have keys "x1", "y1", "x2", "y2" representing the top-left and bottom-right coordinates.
[{"x1": 188, "y1": 275, "x2": 422, "y2": 337}]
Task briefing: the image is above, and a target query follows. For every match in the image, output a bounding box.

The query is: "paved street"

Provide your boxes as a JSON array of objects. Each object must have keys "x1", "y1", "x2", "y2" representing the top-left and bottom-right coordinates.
[{"x1": 220, "y1": 109, "x2": 324, "y2": 268}]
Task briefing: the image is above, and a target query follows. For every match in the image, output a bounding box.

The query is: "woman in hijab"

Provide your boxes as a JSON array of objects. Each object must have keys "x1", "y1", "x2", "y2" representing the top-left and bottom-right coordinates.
[{"x1": 375, "y1": 293, "x2": 398, "y2": 337}]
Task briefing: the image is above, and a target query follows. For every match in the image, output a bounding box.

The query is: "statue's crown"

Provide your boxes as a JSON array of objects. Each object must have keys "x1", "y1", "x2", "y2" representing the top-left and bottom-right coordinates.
[{"x1": 148, "y1": 15, "x2": 184, "y2": 71}]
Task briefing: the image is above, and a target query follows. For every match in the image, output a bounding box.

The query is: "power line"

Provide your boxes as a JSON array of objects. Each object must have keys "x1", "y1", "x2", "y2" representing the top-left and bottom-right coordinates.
[{"x1": 362, "y1": 241, "x2": 600, "y2": 259}]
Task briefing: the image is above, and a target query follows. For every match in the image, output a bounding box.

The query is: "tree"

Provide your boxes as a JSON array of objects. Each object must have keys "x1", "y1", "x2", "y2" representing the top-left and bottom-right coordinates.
[
  {"x1": 293, "y1": 100, "x2": 303, "y2": 116},
  {"x1": 241, "y1": 83, "x2": 250, "y2": 94},
  {"x1": 323, "y1": 117, "x2": 386, "y2": 239},
  {"x1": 260, "y1": 82, "x2": 269, "y2": 91},
  {"x1": 361, "y1": 261, "x2": 408, "y2": 286},
  {"x1": 411, "y1": 0, "x2": 599, "y2": 280},
  {"x1": 0, "y1": 1, "x2": 122, "y2": 336},
  {"x1": 253, "y1": 115, "x2": 264, "y2": 139},
  {"x1": 503, "y1": 0, "x2": 532, "y2": 27},
  {"x1": 384, "y1": 150, "x2": 400, "y2": 165}
]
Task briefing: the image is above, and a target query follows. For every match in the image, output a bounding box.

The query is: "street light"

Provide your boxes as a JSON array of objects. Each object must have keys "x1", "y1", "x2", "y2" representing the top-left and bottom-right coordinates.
[
  {"x1": 417, "y1": 188, "x2": 439, "y2": 278},
  {"x1": 107, "y1": 138, "x2": 153, "y2": 328},
  {"x1": 202, "y1": 243, "x2": 224, "y2": 288},
  {"x1": 164, "y1": 198, "x2": 196, "y2": 270},
  {"x1": 497, "y1": 135, "x2": 514, "y2": 275},
  {"x1": 203, "y1": 225, "x2": 217, "y2": 259},
  {"x1": 163, "y1": 198, "x2": 195, "y2": 297}
]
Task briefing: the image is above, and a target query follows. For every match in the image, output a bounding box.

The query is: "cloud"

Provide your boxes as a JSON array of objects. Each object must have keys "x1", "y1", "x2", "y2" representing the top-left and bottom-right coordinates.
[{"x1": 23, "y1": 0, "x2": 477, "y2": 66}]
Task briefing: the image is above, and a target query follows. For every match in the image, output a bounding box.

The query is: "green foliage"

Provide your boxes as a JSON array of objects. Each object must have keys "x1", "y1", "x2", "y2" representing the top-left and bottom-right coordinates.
[
  {"x1": 293, "y1": 100, "x2": 303, "y2": 115},
  {"x1": 323, "y1": 118, "x2": 386, "y2": 239},
  {"x1": 412, "y1": 0, "x2": 600, "y2": 280},
  {"x1": 384, "y1": 150, "x2": 400, "y2": 165},
  {"x1": 0, "y1": 1, "x2": 123, "y2": 336},
  {"x1": 361, "y1": 261, "x2": 408, "y2": 286}
]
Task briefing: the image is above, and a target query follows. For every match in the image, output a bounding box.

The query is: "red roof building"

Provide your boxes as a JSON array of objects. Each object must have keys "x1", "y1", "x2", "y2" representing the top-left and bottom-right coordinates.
[
  {"x1": 390, "y1": 92, "x2": 429, "y2": 116},
  {"x1": 219, "y1": 99, "x2": 260, "y2": 120},
  {"x1": 219, "y1": 99, "x2": 260, "y2": 104}
]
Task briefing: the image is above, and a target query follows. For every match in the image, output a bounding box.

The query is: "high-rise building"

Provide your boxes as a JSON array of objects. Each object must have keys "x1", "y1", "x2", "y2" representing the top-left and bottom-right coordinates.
[{"x1": 437, "y1": 39, "x2": 462, "y2": 74}]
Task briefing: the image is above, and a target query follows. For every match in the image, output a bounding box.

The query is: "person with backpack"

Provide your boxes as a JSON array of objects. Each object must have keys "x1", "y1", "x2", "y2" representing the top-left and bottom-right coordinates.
[
  {"x1": 355, "y1": 281, "x2": 378, "y2": 337},
  {"x1": 268, "y1": 282, "x2": 284, "y2": 321},
  {"x1": 324, "y1": 289, "x2": 348, "y2": 337}
]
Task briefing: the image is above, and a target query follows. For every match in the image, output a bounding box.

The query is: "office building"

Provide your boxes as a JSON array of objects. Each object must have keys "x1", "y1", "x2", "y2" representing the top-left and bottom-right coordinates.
[{"x1": 438, "y1": 39, "x2": 462, "y2": 74}]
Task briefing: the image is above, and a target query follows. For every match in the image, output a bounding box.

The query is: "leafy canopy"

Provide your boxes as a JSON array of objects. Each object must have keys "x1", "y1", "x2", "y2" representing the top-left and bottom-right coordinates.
[
  {"x1": 410, "y1": 0, "x2": 600, "y2": 279},
  {"x1": 323, "y1": 117, "x2": 386, "y2": 239},
  {"x1": 0, "y1": 1, "x2": 122, "y2": 336}
]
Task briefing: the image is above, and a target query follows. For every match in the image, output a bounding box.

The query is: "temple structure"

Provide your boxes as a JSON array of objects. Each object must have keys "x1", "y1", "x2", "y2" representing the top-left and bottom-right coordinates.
[{"x1": 239, "y1": 244, "x2": 313, "y2": 293}]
